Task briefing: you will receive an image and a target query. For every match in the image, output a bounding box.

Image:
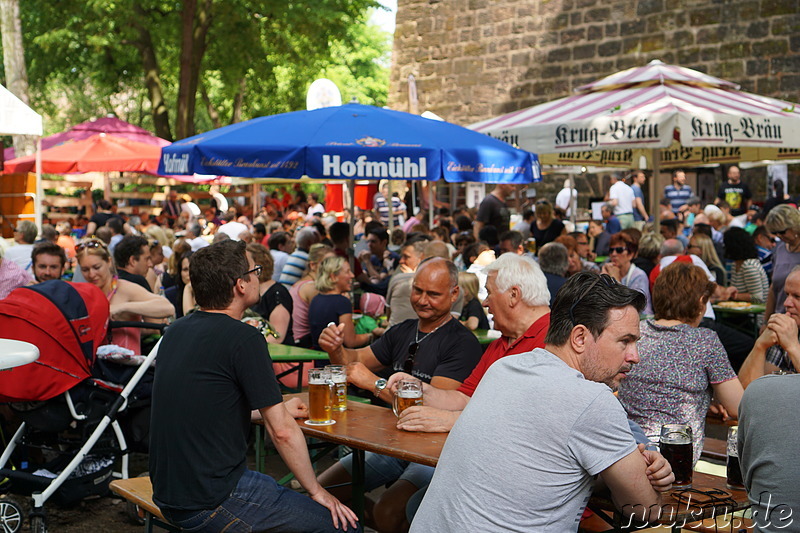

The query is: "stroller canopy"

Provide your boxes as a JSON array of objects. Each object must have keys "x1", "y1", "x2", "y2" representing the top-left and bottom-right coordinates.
[{"x1": 0, "y1": 281, "x2": 109, "y2": 402}]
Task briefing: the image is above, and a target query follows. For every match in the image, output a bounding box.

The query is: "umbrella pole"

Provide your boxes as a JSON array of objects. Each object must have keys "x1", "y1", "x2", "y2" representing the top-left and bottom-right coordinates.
[
  {"x1": 652, "y1": 148, "x2": 661, "y2": 226},
  {"x1": 569, "y1": 174, "x2": 576, "y2": 227},
  {"x1": 35, "y1": 137, "x2": 42, "y2": 230},
  {"x1": 349, "y1": 181, "x2": 356, "y2": 274},
  {"x1": 251, "y1": 183, "x2": 259, "y2": 220},
  {"x1": 428, "y1": 181, "x2": 434, "y2": 227}
]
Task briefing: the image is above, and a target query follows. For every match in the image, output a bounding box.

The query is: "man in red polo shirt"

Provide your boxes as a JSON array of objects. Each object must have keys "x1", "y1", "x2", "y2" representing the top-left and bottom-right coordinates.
[{"x1": 387, "y1": 252, "x2": 551, "y2": 432}]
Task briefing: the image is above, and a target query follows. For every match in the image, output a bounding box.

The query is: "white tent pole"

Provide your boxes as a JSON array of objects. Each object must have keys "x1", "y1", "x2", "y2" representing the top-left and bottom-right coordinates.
[
  {"x1": 569, "y1": 174, "x2": 576, "y2": 227},
  {"x1": 35, "y1": 137, "x2": 42, "y2": 230},
  {"x1": 428, "y1": 181, "x2": 434, "y2": 227}
]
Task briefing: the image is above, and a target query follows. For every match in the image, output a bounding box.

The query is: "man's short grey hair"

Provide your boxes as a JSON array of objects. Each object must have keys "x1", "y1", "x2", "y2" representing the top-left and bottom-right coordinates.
[
  {"x1": 187, "y1": 223, "x2": 203, "y2": 238},
  {"x1": 16, "y1": 220, "x2": 37, "y2": 244},
  {"x1": 483, "y1": 253, "x2": 550, "y2": 307},
  {"x1": 295, "y1": 227, "x2": 319, "y2": 250},
  {"x1": 538, "y1": 242, "x2": 569, "y2": 277},
  {"x1": 660, "y1": 238, "x2": 684, "y2": 256}
]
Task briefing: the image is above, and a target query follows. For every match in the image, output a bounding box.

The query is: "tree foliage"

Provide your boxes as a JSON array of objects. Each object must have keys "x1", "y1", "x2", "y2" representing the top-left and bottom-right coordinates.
[{"x1": 2, "y1": 0, "x2": 389, "y2": 139}]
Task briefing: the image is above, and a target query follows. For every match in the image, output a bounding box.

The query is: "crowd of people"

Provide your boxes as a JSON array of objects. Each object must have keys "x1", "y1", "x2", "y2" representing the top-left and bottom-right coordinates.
[{"x1": 1, "y1": 165, "x2": 798, "y2": 531}]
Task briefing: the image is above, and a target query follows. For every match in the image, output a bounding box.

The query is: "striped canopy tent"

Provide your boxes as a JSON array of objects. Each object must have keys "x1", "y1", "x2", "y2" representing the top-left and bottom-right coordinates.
[{"x1": 471, "y1": 59, "x2": 800, "y2": 220}]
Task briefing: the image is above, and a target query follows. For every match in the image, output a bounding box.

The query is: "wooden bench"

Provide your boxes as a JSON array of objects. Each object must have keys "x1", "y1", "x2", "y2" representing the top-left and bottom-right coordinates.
[
  {"x1": 109, "y1": 477, "x2": 181, "y2": 532},
  {"x1": 700, "y1": 437, "x2": 727, "y2": 463}
]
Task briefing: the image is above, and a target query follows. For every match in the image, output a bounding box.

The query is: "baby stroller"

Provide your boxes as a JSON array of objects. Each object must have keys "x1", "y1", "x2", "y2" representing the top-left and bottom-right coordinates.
[{"x1": 0, "y1": 280, "x2": 162, "y2": 533}]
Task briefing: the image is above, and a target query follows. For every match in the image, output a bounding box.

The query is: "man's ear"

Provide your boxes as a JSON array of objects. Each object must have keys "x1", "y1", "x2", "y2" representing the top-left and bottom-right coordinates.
[
  {"x1": 570, "y1": 325, "x2": 589, "y2": 354},
  {"x1": 450, "y1": 284, "x2": 460, "y2": 304}
]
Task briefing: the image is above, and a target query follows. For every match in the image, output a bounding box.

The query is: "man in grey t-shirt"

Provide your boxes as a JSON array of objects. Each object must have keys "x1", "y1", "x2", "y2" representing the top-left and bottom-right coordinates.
[{"x1": 411, "y1": 272, "x2": 674, "y2": 532}]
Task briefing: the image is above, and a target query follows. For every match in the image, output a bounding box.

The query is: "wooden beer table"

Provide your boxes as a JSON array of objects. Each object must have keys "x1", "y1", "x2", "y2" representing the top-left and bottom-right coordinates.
[
  {"x1": 282, "y1": 392, "x2": 447, "y2": 522},
  {"x1": 268, "y1": 344, "x2": 329, "y2": 390},
  {"x1": 585, "y1": 471, "x2": 751, "y2": 532}
]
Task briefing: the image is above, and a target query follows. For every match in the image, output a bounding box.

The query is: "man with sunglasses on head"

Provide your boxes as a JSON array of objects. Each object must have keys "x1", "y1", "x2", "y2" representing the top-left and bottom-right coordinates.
[
  {"x1": 412, "y1": 272, "x2": 674, "y2": 532},
  {"x1": 150, "y1": 240, "x2": 359, "y2": 533},
  {"x1": 316, "y1": 257, "x2": 483, "y2": 533}
]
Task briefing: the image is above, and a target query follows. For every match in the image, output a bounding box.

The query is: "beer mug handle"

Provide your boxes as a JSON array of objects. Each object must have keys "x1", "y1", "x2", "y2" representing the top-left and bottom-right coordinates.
[{"x1": 392, "y1": 392, "x2": 400, "y2": 417}]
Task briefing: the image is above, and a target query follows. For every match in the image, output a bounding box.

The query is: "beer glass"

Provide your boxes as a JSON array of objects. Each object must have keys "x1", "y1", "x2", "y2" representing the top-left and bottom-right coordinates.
[
  {"x1": 726, "y1": 425, "x2": 745, "y2": 489},
  {"x1": 392, "y1": 379, "x2": 423, "y2": 417},
  {"x1": 325, "y1": 365, "x2": 347, "y2": 412},
  {"x1": 306, "y1": 369, "x2": 334, "y2": 426},
  {"x1": 660, "y1": 424, "x2": 693, "y2": 487}
]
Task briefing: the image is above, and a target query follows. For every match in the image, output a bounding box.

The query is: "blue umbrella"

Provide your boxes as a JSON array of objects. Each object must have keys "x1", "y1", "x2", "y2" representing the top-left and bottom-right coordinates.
[{"x1": 159, "y1": 104, "x2": 539, "y2": 183}]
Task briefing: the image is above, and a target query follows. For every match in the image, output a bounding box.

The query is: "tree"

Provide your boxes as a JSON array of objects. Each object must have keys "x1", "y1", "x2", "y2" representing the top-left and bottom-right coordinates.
[
  {"x1": 0, "y1": 0, "x2": 37, "y2": 155},
  {"x1": 7, "y1": 0, "x2": 387, "y2": 140}
]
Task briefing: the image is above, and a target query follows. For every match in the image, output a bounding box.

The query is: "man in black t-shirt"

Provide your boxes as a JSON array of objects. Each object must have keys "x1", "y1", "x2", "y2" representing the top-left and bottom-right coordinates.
[
  {"x1": 316, "y1": 258, "x2": 483, "y2": 532},
  {"x1": 474, "y1": 183, "x2": 515, "y2": 239},
  {"x1": 150, "y1": 240, "x2": 359, "y2": 533},
  {"x1": 716, "y1": 165, "x2": 751, "y2": 216}
]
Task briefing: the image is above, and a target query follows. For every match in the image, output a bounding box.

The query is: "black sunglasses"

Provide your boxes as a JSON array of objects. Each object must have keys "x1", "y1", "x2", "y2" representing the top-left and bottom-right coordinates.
[
  {"x1": 241, "y1": 265, "x2": 263, "y2": 279},
  {"x1": 568, "y1": 274, "x2": 617, "y2": 326},
  {"x1": 608, "y1": 246, "x2": 628, "y2": 255},
  {"x1": 75, "y1": 240, "x2": 106, "y2": 253},
  {"x1": 774, "y1": 228, "x2": 790, "y2": 236},
  {"x1": 404, "y1": 342, "x2": 419, "y2": 374}
]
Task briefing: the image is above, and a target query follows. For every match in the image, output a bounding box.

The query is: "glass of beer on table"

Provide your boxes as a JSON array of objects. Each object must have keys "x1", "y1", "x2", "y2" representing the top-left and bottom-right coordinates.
[
  {"x1": 325, "y1": 365, "x2": 347, "y2": 411},
  {"x1": 726, "y1": 425, "x2": 745, "y2": 489},
  {"x1": 392, "y1": 378, "x2": 423, "y2": 417},
  {"x1": 660, "y1": 424, "x2": 693, "y2": 487},
  {"x1": 306, "y1": 368, "x2": 335, "y2": 426}
]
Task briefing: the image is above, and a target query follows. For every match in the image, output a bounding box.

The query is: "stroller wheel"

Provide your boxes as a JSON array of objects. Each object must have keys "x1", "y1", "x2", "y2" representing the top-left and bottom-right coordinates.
[
  {"x1": 0, "y1": 499, "x2": 23, "y2": 533},
  {"x1": 28, "y1": 515, "x2": 45, "y2": 533}
]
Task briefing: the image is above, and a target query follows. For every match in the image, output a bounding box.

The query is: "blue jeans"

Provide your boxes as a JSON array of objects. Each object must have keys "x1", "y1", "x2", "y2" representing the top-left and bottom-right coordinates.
[{"x1": 161, "y1": 470, "x2": 361, "y2": 532}]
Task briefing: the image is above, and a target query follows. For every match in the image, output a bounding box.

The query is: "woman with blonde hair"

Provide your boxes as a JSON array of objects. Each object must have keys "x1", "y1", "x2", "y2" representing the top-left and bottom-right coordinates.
[
  {"x1": 688, "y1": 232, "x2": 726, "y2": 286},
  {"x1": 764, "y1": 204, "x2": 800, "y2": 321},
  {"x1": 458, "y1": 271, "x2": 489, "y2": 330},
  {"x1": 308, "y1": 256, "x2": 379, "y2": 351},
  {"x1": 76, "y1": 238, "x2": 174, "y2": 352},
  {"x1": 290, "y1": 243, "x2": 334, "y2": 348},
  {"x1": 530, "y1": 200, "x2": 565, "y2": 252}
]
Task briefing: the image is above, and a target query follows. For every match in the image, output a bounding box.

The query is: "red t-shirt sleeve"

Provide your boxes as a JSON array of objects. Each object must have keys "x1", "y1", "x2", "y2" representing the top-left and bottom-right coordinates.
[{"x1": 457, "y1": 344, "x2": 501, "y2": 397}]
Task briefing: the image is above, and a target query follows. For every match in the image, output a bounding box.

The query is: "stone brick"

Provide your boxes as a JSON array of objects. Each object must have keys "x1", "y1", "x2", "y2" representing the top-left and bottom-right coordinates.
[
  {"x1": 780, "y1": 74, "x2": 800, "y2": 93},
  {"x1": 587, "y1": 25, "x2": 604, "y2": 41},
  {"x1": 700, "y1": 47, "x2": 718, "y2": 61},
  {"x1": 542, "y1": 64, "x2": 563, "y2": 78},
  {"x1": 510, "y1": 51, "x2": 530, "y2": 67},
  {"x1": 757, "y1": 77, "x2": 781, "y2": 95},
  {"x1": 623, "y1": 36, "x2": 642, "y2": 54},
  {"x1": 746, "y1": 59, "x2": 770, "y2": 76},
  {"x1": 585, "y1": 7, "x2": 611, "y2": 22},
  {"x1": 792, "y1": 36, "x2": 800, "y2": 52},
  {"x1": 539, "y1": 32, "x2": 559, "y2": 46},
  {"x1": 571, "y1": 12, "x2": 582, "y2": 25},
  {"x1": 485, "y1": 54, "x2": 509, "y2": 70},
  {"x1": 605, "y1": 23, "x2": 619, "y2": 37},
  {"x1": 553, "y1": 13, "x2": 569, "y2": 30},
  {"x1": 453, "y1": 58, "x2": 482, "y2": 74},
  {"x1": 575, "y1": 0, "x2": 597, "y2": 7},
  {"x1": 678, "y1": 47, "x2": 700, "y2": 64},
  {"x1": 771, "y1": 15, "x2": 800, "y2": 36},
  {"x1": 737, "y1": 1, "x2": 759, "y2": 19},
  {"x1": 641, "y1": 34, "x2": 665, "y2": 52},
  {"x1": 697, "y1": 26, "x2": 722, "y2": 44},
  {"x1": 717, "y1": 61, "x2": 744, "y2": 78},
  {"x1": 753, "y1": 40, "x2": 789, "y2": 56},
  {"x1": 719, "y1": 42, "x2": 751, "y2": 60},
  {"x1": 468, "y1": 0, "x2": 488, "y2": 10},
  {"x1": 510, "y1": 82, "x2": 532, "y2": 99},
  {"x1": 616, "y1": 56, "x2": 641, "y2": 70},
  {"x1": 620, "y1": 19, "x2": 647, "y2": 36},
  {"x1": 637, "y1": 0, "x2": 664, "y2": 15},
  {"x1": 772, "y1": 56, "x2": 800, "y2": 74},
  {"x1": 573, "y1": 43, "x2": 597, "y2": 59},
  {"x1": 746, "y1": 21, "x2": 770, "y2": 39},
  {"x1": 738, "y1": 79, "x2": 756, "y2": 93},
  {"x1": 561, "y1": 28, "x2": 586, "y2": 44},
  {"x1": 547, "y1": 47, "x2": 572, "y2": 62},
  {"x1": 690, "y1": 7, "x2": 721, "y2": 26},
  {"x1": 761, "y1": 0, "x2": 797, "y2": 17},
  {"x1": 598, "y1": 40, "x2": 622, "y2": 57},
  {"x1": 672, "y1": 30, "x2": 694, "y2": 46}
]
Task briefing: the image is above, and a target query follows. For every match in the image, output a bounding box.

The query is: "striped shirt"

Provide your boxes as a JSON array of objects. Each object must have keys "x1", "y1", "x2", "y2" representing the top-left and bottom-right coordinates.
[
  {"x1": 729, "y1": 258, "x2": 769, "y2": 304},
  {"x1": 278, "y1": 249, "x2": 309, "y2": 288}
]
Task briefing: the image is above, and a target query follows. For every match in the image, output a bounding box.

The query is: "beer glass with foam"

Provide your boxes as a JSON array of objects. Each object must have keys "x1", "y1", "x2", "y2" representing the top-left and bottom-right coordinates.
[
  {"x1": 325, "y1": 365, "x2": 347, "y2": 411},
  {"x1": 392, "y1": 378, "x2": 423, "y2": 417},
  {"x1": 660, "y1": 423, "x2": 693, "y2": 487},
  {"x1": 307, "y1": 368, "x2": 334, "y2": 425}
]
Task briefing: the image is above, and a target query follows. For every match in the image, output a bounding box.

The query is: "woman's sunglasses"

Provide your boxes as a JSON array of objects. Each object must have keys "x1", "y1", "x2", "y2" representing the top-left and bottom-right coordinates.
[{"x1": 75, "y1": 240, "x2": 106, "y2": 253}]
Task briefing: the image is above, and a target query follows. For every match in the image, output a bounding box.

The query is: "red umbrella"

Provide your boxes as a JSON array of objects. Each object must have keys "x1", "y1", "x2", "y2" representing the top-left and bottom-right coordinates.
[{"x1": 4, "y1": 133, "x2": 163, "y2": 174}]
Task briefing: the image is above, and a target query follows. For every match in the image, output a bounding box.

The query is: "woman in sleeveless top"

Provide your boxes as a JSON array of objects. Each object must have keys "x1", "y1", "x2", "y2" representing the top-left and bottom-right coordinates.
[
  {"x1": 290, "y1": 244, "x2": 334, "y2": 348},
  {"x1": 76, "y1": 238, "x2": 174, "y2": 353}
]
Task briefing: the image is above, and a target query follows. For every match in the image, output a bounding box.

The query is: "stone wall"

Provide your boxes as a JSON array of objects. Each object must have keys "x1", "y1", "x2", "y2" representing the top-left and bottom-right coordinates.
[
  {"x1": 388, "y1": 0, "x2": 799, "y2": 204},
  {"x1": 389, "y1": 0, "x2": 800, "y2": 127}
]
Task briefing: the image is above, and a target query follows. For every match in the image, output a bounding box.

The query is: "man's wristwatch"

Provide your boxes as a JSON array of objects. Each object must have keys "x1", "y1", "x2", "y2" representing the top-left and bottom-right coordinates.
[{"x1": 374, "y1": 378, "x2": 388, "y2": 397}]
